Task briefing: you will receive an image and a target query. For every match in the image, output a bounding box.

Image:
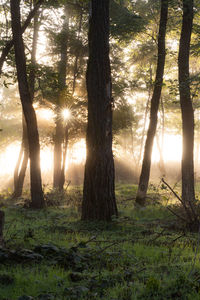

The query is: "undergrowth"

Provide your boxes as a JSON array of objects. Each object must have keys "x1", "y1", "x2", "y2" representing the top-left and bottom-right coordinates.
[{"x1": 0, "y1": 184, "x2": 200, "y2": 299}]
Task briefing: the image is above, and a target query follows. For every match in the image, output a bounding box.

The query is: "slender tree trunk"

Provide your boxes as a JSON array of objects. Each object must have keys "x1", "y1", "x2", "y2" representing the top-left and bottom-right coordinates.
[
  {"x1": 158, "y1": 96, "x2": 166, "y2": 176},
  {"x1": 53, "y1": 111, "x2": 64, "y2": 189},
  {"x1": 29, "y1": 8, "x2": 40, "y2": 102},
  {"x1": 156, "y1": 133, "x2": 166, "y2": 176},
  {"x1": 178, "y1": 0, "x2": 196, "y2": 220},
  {"x1": 82, "y1": 0, "x2": 118, "y2": 221},
  {"x1": 59, "y1": 125, "x2": 69, "y2": 190},
  {"x1": 137, "y1": 83, "x2": 151, "y2": 173},
  {"x1": 13, "y1": 116, "x2": 29, "y2": 198},
  {"x1": 53, "y1": 5, "x2": 69, "y2": 190},
  {"x1": 10, "y1": 0, "x2": 44, "y2": 208},
  {"x1": 136, "y1": 0, "x2": 168, "y2": 206},
  {"x1": 72, "y1": 10, "x2": 83, "y2": 95},
  {"x1": 0, "y1": 0, "x2": 43, "y2": 76},
  {"x1": 13, "y1": 8, "x2": 40, "y2": 198},
  {"x1": 14, "y1": 141, "x2": 24, "y2": 193}
]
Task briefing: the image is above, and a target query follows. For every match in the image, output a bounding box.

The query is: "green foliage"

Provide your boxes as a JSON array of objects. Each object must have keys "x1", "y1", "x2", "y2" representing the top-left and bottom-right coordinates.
[
  {"x1": 110, "y1": 0, "x2": 145, "y2": 42},
  {"x1": 113, "y1": 100, "x2": 135, "y2": 134},
  {"x1": 34, "y1": 65, "x2": 59, "y2": 102},
  {"x1": 1, "y1": 185, "x2": 200, "y2": 299}
]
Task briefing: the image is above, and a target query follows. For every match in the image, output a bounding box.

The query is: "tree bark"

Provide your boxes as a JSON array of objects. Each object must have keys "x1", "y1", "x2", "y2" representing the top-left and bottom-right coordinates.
[
  {"x1": 137, "y1": 81, "x2": 151, "y2": 173},
  {"x1": 82, "y1": 0, "x2": 118, "y2": 221},
  {"x1": 13, "y1": 9, "x2": 40, "y2": 198},
  {"x1": 178, "y1": 0, "x2": 196, "y2": 218},
  {"x1": 136, "y1": 0, "x2": 168, "y2": 206},
  {"x1": 53, "y1": 110, "x2": 64, "y2": 189},
  {"x1": 0, "y1": 0, "x2": 43, "y2": 76},
  {"x1": 158, "y1": 96, "x2": 166, "y2": 176},
  {"x1": 10, "y1": 0, "x2": 44, "y2": 208},
  {"x1": 59, "y1": 125, "x2": 69, "y2": 190},
  {"x1": 13, "y1": 116, "x2": 29, "y2": 198},
  {"x1": 72, "y1": 9, "x2": 83, "y2": 95},
  {"x1": 156, "y1": 133, "x2": 166, "y2": 176},
  {"x1": 53, "y1": 5, "x2": 69, "y2": 190}
]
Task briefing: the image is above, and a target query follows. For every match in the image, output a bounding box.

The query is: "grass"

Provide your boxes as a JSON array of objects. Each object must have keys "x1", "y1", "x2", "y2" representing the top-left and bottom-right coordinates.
[{"x1": 0, "y1": 184, "x2": 200, "y2": 299}]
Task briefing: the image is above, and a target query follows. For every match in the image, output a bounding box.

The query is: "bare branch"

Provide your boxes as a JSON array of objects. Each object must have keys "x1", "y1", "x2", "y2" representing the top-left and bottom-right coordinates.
[{"x1": 0, "y1": 0, "x2": 44, "y2": 76}]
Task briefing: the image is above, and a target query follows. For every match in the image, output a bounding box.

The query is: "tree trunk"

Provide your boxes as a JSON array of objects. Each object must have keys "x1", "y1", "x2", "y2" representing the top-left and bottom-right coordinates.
[
  {"x1": 136, "y1": 0, "x2": 168, "y2": 206},
  {"x1": 59, "y1": 125, "x2": 69, "y2": 190},
  {"x1": 53, "y1": 5, "x2": 69, "y2": 190},
  {"x1": 158, "y1": 96, "x2": 166, "y2": 176},
  {"x1": 136, "y1": 82, "x2": 151, "y2": 174},
  {"x1": 53, "y1": 112, "x2": 64, "y2": 189},
  {"x1": 13, "y1": 116, "x2": 29, "y2": 198},
  {"x1": 178, "y1": 0, "x2": 196, "y2": 222},
  {"x1": 10, "y1": 0, "x2": 44, "y2": 209},
  {"x1": 72, "y1": 10, "x2": 83, "y2": 95},
  {"x1": 29, "y1": 8, "x2": 40, "y2": 102},
  {"x1": 13, "y1": 9, "x2": 40, "y2": 198},
  {"x1": 82, "y1": 0, "x2": 118, "y2": 221},
  {"x1": 156, "y1": 133, "x2": 166, "y2": 176}
]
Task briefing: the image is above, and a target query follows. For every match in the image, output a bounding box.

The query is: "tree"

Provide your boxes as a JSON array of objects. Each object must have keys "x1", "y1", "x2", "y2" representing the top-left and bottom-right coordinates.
[
  {"x1": 13, "y1": 6, "x2": 41, "y2": 198},
  {"x1": 81, "y1": 0, "x2": 118, "y2": 221},
  {"x1": 10, "y1": 0, "x2": 44, "y2": 208},
  {"x1": 53, "y1": 4, "x2": 69, "y2": 190},
  {"x1": 136, "y1": 0, "x2": 168, "y2": 206},
  {"x1": 178, "y1": 0, "x2": 198, "y2": 226}
]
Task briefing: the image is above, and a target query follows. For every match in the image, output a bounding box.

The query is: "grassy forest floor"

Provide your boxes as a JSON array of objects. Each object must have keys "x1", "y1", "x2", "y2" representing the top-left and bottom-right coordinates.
[{"x1": 0, "y1": 184, "x2": 200, "y2": 299}]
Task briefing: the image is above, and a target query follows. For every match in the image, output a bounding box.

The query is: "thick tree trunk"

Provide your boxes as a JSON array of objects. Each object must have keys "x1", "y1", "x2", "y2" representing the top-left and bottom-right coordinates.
[
  {"x1": 0, "y1": 0, "x2": 43, "y2": 76},
  {"x1": 53, "y1": 5, "x2": 69, "y2": 190},
  {"x1": 82, "y1": 0, "x2": 118, "y2": 221},
  {"x1": 11, "y1": 0, "x2": 44, "y2": 208},
  {"x1": 178, "y1": 0, "x2": 196, "y2": 223},
  {"x1": 136, "y1": 0, "x2": 168, "y2": 206}
]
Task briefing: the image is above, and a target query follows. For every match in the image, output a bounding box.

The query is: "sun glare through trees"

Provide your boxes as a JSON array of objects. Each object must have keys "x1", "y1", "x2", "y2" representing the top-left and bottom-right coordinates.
[{"x1": 0, "y1": 0, "x2": 200, "y2": 297}]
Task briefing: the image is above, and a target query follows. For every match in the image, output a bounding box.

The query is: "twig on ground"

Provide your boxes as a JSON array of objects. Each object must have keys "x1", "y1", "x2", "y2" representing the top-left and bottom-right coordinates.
[
  {"x1": 123, "y1": 197, "x2": 136, "y2": 202},
  {"x1": 93, "y1": 239, "x2": 135, "y2": 255},
  {"x1": 166, "y1": 206, "x2": 187, "y2": 222},
  {"x1": 170, "y1": 233, "x2": 185, "y2": 244},
  {"x1": 147, "y1": 228, "x2": 165, "y2": 244}
]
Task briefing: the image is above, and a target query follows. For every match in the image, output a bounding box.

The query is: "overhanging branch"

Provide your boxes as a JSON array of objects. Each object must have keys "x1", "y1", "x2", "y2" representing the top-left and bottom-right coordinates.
[{"x1": 0, "y1": 0, "x2": 44, "y2": 76}]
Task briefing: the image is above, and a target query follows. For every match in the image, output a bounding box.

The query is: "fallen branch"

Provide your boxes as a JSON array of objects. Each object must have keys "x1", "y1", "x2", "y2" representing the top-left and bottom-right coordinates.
[
  {"x1": 166, "y1": 206, "x2": 187, "y2": 222},
  {"x1": 123, "y1": 197, "x2": 136, "y2": 202},
  {"x1": 161, "y1": 178, "x2": 182, "y2": 204},
  {"x1": 170, "y1": 233, "x2": 185, "y2": 244},
  {"x1": 93, "y1": 239, "x2": 135, "y2": 255},
  {"x1": 147, "y1": 228, "x2": 165, "y2": 244}
]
